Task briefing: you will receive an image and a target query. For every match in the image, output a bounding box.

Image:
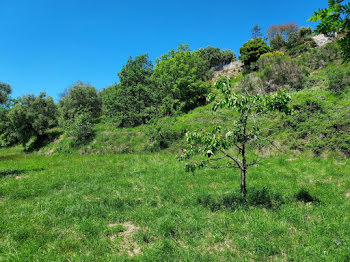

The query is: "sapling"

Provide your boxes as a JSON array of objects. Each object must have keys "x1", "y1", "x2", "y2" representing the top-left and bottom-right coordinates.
[{"x1": 179, "y1": 78, "x2": 291, "y2": 197}]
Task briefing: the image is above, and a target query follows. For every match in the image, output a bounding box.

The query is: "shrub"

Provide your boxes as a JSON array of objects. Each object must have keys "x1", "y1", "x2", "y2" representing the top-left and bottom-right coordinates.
[
  {"x1": 66, "y1": 109, "x2": 95, "y2": 146},
  {"x1": 286, "y1": 44, "x2": 310, "y2": 57},
  {"x1": 327, "y1": 68, "x2": 350, "y2": 94},
  {"x1": 146, "y1": 117, "x2": 185, "y2": 151},
  {"x1": 239, "y1": 38, "x2": 270, "y2": 70},
  {"x1": 257, "y1": 52, "x2": 309, "y2": 92},
  {"x1": 236, "y1": 73, "x2": 263, "y2": 94},
  {"x1": 59, "y1": 82, "x2": 102, "y2": 123},
  {"x1": 296, "y1": 42, "x2": 342, "y2": 70},
  {"x1": 269, "y1": 34, "x2": 286, "y2": 50}
]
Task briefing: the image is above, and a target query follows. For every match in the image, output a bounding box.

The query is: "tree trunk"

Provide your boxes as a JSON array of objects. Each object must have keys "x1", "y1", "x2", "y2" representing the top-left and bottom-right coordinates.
[
  {"x1": 241, "y1": 143, "x2": 247, "y2": 197},
  {"x1": 241, "y1": 168, "x2": 247, "y2": 197}
]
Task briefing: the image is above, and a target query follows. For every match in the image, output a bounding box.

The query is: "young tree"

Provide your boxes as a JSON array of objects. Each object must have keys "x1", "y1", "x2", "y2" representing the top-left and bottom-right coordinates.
[
  {"x1": 179, "y1": 78, "x2": 291, "y2": 197},
  {"x1": 251, "y1": 24, "x2": 263, "y2": 39},
  {"x1": 309, "y1": 0, "x2": 350, "y2": 61},
  {"x1": 8, "y1": 93, "x2": 58, "y2": 147}
]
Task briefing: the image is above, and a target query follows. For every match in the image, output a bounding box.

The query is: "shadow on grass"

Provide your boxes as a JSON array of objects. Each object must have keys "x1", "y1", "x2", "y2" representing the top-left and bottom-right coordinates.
[
  {"x1": 198, "y1": 187, "x2": 320, "y2": 212},
  {"x1": 25, "y1": 130, "x2": 63, "y2": 153},
  {"x1": 0, "y1": 154, "x2": 25, "y2": 161},
  {"x1": 0, "y1": 168, "x2": 44, "y2": 178}
]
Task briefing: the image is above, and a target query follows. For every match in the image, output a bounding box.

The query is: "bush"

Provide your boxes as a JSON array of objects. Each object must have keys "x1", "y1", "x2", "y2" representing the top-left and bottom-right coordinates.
[
  {"x1": 327, "y1": 68, "x2": 350, "y2": 94},
  {"x1": 146, "y1": 117, "x2": 185, "y2": 151},
  {"x1": 66, "y1": 109, "x2": 95, "y2": 146},
  {"x1": 239, "y1": 38, "x2": 270, "y2": 70},
  {"x1": 59, "y1": 82, "x2": 102, "y2": 123},
  {"x1": 236, "y1": 73, "x2": 263, "y2": 94},
  {"x1": 257, "y1": 52, "x2": 309, "y2": 92},
  {"x1": 286, "y1": 44, "x2": 310, "y2": 57},
  {"x1": 269, "y1": 34, "x2": 286, "y2": 50},
  {"x1": 296, "y1": 42, "x2": 342, "y2": 70}
]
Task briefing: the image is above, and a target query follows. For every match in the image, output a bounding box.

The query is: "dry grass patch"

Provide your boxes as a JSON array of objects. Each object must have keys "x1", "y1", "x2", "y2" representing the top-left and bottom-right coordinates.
[{"x1": 108, "y1": 221, "x2": 142, "y2": 257}]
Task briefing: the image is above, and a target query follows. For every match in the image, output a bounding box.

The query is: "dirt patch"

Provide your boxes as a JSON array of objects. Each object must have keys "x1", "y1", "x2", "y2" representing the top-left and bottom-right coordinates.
[{"x1": 109, "y1": 221, "x2": 142, "y2": 257}]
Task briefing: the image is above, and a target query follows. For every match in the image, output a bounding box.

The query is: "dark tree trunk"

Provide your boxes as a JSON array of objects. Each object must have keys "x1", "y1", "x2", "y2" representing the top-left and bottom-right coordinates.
[
  {"x1": 241, "y1": 168, "x2": 247, "y2": 197},
  {"x1": 241, "y1": 143, "x2": 247, "y2": 197}
]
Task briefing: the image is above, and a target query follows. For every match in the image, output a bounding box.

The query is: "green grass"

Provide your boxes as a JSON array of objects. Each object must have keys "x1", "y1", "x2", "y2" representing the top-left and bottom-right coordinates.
[
  {"x1": 1, "y1": 44, "x2": 350, "y2": 261},
  {"x1": 1, "y1": 151, "x2": 349, "y2": 261}
]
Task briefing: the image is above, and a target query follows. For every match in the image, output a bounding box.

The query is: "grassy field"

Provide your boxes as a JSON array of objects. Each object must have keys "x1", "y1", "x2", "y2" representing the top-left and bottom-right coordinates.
[
  {"x1": 1, "y1": 148, "x2": 349, "y2": 261},
  {"x1": 1, "y1": 47, "x2": 350, "y2": 261}
]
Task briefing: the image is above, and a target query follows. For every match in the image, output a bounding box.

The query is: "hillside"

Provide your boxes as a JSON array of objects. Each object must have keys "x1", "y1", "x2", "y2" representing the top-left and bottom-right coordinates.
[
  {"x1": 36, "y1": 44, "x2": 350, "y2": 159},
  {"x1": 1, "y1": 21, "x2": 350, "y2": 261}
]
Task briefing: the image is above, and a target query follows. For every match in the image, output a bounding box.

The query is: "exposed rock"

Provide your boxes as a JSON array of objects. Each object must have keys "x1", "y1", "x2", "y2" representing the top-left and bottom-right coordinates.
[
  {"x1": 312, "y1": 34, "x2": 335, "y2": 47},
  {"x1": 212, "y1": 60, "x2": 243, "y2": 80}
]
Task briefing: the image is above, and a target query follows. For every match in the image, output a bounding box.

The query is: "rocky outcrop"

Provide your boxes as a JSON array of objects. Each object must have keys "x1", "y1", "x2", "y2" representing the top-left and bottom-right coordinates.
[
  {"x1": 312, "y1": 33, "x2": 336, "y2": 47},
  {"x1": 212, "y1": 60, "x2": 243, "y2": 80}
]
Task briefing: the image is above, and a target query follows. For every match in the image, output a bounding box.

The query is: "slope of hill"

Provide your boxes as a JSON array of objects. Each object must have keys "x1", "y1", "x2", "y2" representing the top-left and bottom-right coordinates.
[{"x1": 1, "y1": 39, "x2": 350, "y2": 261}]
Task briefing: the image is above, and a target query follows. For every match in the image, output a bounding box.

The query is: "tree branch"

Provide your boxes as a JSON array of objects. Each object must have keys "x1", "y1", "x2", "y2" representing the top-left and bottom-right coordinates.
[{"x1": 220, "y1": 149, "x2": 242, "y2": 169}]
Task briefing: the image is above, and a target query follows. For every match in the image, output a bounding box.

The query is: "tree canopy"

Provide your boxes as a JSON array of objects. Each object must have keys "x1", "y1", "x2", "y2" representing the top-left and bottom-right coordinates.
[
  {"x1": 179, "y1": 78, "x2": 291, "y2": 196},
  {"x1": 59, "y1": 81, "x2": 102, "y2": 122},
  {"x1": 151, "y1": 44, "x2": 211, "y2": 114},
  {"x1": 8, "y1": 93, "x2": 58, "y2": 147},
  {"x1": 103, "y1": 54, "x2": 155, "y2": 127},
  {"x1": 239, "y1": 38, "x2": 270, "y2": 70},
  {"x1": 0, "y1": 82, "x2": 11, "y2": 105}
]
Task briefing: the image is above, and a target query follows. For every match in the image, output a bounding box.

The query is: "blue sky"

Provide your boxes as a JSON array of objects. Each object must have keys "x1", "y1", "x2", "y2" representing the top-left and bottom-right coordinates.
[{"x1": 0, "y1": 0, "x2": 326, "y2": 100}]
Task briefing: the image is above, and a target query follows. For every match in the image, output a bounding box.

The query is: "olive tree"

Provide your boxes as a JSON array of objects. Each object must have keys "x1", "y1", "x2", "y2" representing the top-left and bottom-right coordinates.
[
  {"x1": 179, "y1": 78, "x2": 291, "y2": 197},
  {"x1": 8, "y1": 93, "x2": 58, "y2": 147}
]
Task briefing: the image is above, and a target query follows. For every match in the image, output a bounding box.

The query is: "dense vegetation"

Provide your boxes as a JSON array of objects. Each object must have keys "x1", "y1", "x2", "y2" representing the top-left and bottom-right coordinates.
[{"x1": 1, "y1": 2, "x2": 350, "y2": 260}]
